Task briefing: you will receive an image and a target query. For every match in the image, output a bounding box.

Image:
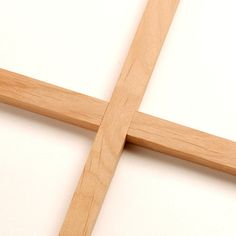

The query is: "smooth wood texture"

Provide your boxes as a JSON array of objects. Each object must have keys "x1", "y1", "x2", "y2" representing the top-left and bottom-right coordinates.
[
  {"x1": 1, "y1": 68, "x2": 236, "y2": 176},
  {"x1": 0, "y1": 68, "x2": 107, "y2": 131},
  {"x1": 129, "y1": 113, "x2": 236, "y2": 175},
  {"x1": 1, "y1": 1, "x2": 236, "y2": 236},
  {"x1": 60, "y1": 1, "x2": 179, "y2": 235}
]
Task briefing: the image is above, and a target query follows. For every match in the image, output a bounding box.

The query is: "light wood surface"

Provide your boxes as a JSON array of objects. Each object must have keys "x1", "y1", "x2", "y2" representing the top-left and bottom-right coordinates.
[
  {"x1": 0, "y1": 68, "x2": 106, "y2": 131},
  {"x1": 129, "y1": 113, "x2": 236, "y2": 175},
  {"x1": 60, "y1": 0, "x2": 179, "y2": 235},
  {"x1": 1, "y1": 67, "x2": 236, "y2": 177},
  {"x1": 1, "y1": 0, "x2": 235, "y2": 235}
]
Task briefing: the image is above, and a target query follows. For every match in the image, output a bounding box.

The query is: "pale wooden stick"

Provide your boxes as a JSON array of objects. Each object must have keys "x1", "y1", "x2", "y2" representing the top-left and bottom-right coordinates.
[
  {"x1": 59, "y1": 0, "x2": 179, "y2": 235},
  {"x1": 1, "y1": 68, "x2": 236, "y2": 176},
  {"x1": 129, "y1": 113, "x2": 236, "y2": 175},
  {"x1": 0, "y1": 68, "x2": 106, "y2": 131}
]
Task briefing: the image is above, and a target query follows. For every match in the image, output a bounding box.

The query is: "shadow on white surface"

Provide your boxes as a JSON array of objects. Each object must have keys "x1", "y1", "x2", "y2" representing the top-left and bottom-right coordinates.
[
  {"x1": 0, "y1": 103, "x2": 94, "y2": 140},
  {"x1": 125, "y1": 143, "x2": 236, "y2": 186}
]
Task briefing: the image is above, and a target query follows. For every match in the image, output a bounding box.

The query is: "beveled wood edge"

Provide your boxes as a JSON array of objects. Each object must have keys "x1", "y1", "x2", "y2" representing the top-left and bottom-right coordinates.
[{"x1": 0, "y1": 68, "x2": 236, "y2": 175}]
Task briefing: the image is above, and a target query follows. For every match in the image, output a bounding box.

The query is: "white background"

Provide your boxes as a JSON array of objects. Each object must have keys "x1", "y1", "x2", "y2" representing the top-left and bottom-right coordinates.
[{"x1": 0, "y1": 0, "x2": 236, "y2": 235}]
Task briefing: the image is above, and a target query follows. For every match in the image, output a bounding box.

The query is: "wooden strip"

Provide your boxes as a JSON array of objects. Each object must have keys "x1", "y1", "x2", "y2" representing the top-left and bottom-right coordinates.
[
  {"x1": 0, "y1": 68, "x2": 107, "y2": 131},
  {"x1": 60, "y1": 1, "x2": 179, "y2": 235},
  {"x1": 129, "y1": 113, "x2": 236, "y2": 175},
  {"x1": 1, "y1": 69, "x2": 236, "y2": 176}
]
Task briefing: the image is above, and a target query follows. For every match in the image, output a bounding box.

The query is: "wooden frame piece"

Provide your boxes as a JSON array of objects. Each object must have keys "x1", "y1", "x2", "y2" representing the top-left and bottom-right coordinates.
[
  {"x1": 60, "y1": 1, "x2": 179, "y2": 235},
  {"x1": 0, "y1": 0, "x2": 235, "y2": 235}
]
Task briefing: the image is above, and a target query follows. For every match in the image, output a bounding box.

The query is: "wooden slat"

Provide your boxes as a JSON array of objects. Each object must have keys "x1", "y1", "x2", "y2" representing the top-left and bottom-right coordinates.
[
  {"x1": 60, "y1": 0, "x2": 179, "y2": 235},
  {"x1": 129, "y1": 113, "x2": 236, "y2": 175},
  {"x1": 1, "y1": 69, "x2": 236, "y2": 177},
  {"x1": 0, "y1": 68, "x2": 106, "y2": 131}
]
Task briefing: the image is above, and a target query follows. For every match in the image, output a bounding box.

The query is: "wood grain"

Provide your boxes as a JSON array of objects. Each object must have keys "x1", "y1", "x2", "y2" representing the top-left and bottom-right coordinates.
[
  {"x1": 60, "y1": 0, "x2": 179, "y2": 235},
  {"x1": 0, "y1": 68, "x2": 107, "y2": 131},
  {"x1": 1, "y1": 68, "x2": 236, "y2": 177},
  {"x1": 0, "y1": 0, "x2": 235, "y2": 235},
  {"x1": 129, "y1": 112, "x2": 236, "y2": 175}
]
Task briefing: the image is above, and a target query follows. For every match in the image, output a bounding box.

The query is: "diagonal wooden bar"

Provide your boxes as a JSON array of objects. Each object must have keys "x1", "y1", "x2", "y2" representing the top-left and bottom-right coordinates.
[
  {"x1": 0, "y1": 68, "x2": 106, "y2": 132},
  {"x1": 1, "y1": 68, "x2": 236, "y2": 175},
  {"x1": 60, "y1": 1, "x2": 179, "y2": 235}
]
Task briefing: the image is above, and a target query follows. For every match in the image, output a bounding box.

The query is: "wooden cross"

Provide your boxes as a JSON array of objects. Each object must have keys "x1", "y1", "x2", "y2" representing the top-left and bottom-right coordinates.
[{"x1": 0, "y1": 0, "x2": 235, "y2": 235}]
